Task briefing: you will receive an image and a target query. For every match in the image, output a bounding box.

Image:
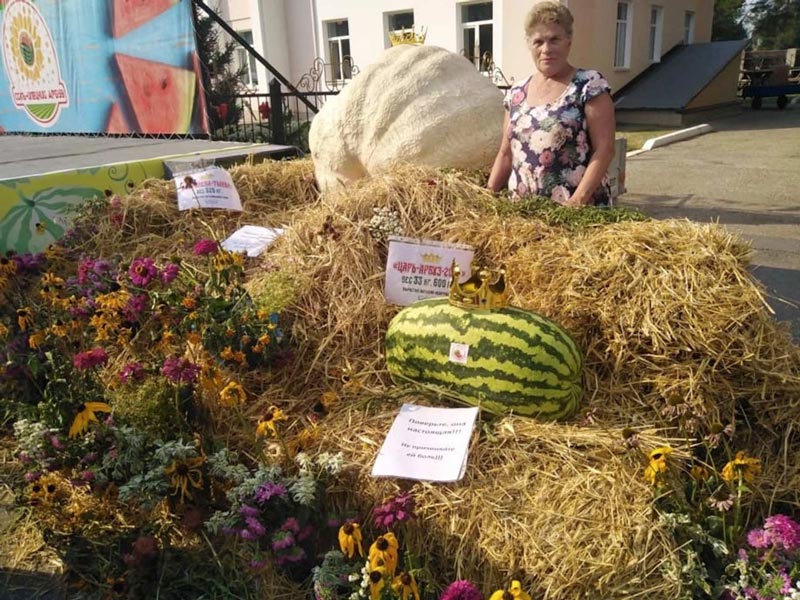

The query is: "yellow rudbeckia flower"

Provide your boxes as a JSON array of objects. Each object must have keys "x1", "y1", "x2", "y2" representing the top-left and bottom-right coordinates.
[
  {"x1": 721, "y1": 451, "x2": 761, "y2": 483},
  {"x1": 392, "y1": 571, "x2": 420, "y2": 600},
  {"x1": 369, "y1": 532, "x2": 399, "y2": 576},
  {"x1": 256, "y1": 406, "x2": 287, "y2": 438},
  {"x1": 219, "y1": 381, "x2": 246, "y2": 407},
  {"x1": 644, "y1": 446, "x2": 673, "y2": 486},
  {"x1": 488, "y1": 581, "x2": 531, "y2": 600},
  {"x1": 164, "y1": 455, "x2": 206, "y2": 504},
  {"x1": 337, "y1": 521, "x2": 364, "y2": 558},
  {"x1": 69, "y1": 402, "x2": 112, "y2": 438},
  {"x1": 368, "y1": 567, "x2": 387, "y2": 600}
]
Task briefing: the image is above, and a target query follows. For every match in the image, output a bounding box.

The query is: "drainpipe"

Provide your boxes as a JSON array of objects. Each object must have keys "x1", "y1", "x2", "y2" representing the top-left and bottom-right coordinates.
[{"x1": 309, "y1": 0, "x2": 319, "y2": 60}]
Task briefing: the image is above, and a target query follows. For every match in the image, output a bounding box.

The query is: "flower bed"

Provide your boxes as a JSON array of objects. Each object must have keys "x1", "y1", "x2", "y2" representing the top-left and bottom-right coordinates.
[{"x1": 1, "y1": 160, "x2": 798, "y2": 599}]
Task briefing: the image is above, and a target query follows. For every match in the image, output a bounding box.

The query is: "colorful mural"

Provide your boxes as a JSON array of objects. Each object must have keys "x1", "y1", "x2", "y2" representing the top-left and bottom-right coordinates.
[{"x1": 0, "y1": 0, "x2": 209, "y2": 135}]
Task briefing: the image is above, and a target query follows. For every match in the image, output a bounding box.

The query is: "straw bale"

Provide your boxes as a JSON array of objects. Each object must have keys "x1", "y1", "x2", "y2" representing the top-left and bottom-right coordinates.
[
  {"x1": 317, "y1": 398, "x2": 687, "y2": 599},
  {"x1": 79, "y1": 159, "x2": 317, "y2": 258}
]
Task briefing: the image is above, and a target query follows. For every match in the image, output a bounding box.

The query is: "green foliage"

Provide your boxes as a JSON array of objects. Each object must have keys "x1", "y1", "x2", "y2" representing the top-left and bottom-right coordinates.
[
  {"x1": 194, "y1": 3, "x2": 246, "y2": 130},
  {"x1": 746, "y1": 0, "x2": 800, "y2": 49},
  {"x1": 712, "y1": 0, "x2": 747, "y2": 41},
  {"x1": 110, "y1": 375, "x2": 185, "y2": 440},
  {"x1": 493, "y1": 195, "x2": 649, "y2": 229},
  {"x1": 245, "y1": 267, "x2": 307, "y2": 314}
]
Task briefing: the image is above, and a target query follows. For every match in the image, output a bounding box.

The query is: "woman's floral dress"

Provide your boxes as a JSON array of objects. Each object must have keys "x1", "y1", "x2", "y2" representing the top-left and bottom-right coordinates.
[{"x1": 503, "y1": 69, "x2": 612, "y2": 205}]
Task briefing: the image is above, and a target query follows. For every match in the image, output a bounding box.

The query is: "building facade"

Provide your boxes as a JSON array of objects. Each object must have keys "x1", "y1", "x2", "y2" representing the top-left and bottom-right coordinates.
[{"x1": 221, "y1": 0, "x2": 713, "y2": 95}]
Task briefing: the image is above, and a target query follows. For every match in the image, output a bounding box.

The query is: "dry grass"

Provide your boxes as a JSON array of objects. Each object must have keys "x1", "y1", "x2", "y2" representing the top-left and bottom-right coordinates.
[{"x1": 50, "y1": 160, "x2": 800, "y2": 598}]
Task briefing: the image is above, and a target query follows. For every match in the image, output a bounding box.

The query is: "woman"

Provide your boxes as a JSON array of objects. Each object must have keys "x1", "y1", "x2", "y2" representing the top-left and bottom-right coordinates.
[{"x1": 488, "y1": 2, "x2": 616, "y2": 207}]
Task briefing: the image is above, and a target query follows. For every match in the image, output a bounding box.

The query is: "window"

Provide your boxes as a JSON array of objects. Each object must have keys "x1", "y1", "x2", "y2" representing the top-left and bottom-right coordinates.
[
  {"x1": 649, "y1": 6, "x2": 663, "y2": 63},
  {"x1": 461, "y1": 2, "x2": 493, "y2": 73},
  {"x1": 235, "y1": 30, "x2": 259, "y2": 88},
  {"x1": 614, "y1": 2, "x2": 632, "y2": 68},
  {"x1": 386, "y1": 10, "x2": 414, "y2": 47},
  {"x1": 684, "y1": 11, "x2": 696, "y2": 44},
  {"x1": 325, "y1": 20, "x2": 352, "y2": 82}
]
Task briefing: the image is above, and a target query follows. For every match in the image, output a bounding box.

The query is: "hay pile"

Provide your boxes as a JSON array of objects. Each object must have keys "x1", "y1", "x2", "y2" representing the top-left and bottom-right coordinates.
[{"x1": 81, "y1": 160, "x2": 800, "y2": 598}]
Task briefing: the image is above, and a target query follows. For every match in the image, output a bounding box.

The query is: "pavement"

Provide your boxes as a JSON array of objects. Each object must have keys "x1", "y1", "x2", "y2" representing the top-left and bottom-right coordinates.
[{"x1": 617, "y1": 99, "x2": 800, "y2": 340}]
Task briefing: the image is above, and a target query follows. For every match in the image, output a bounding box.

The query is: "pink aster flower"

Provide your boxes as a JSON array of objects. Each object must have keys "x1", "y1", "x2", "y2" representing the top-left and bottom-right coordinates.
[
  {"x1": 764, "y1": 514, "x2": 800, "y2": 551},
  {"x1": 160, "y1": 262, "x2": 180, "y2": 285},
  {"x1": 440, "y1": 580, "x2": 483, "y2": 600},
  {"x1": 192, "y1": 239, "x2": 219, "y2": 256},
  {"x1": 160, "y1": 356, "x2": 199, "y2": 384},
  {"x1": 271, "y1": 530, "x2": 295, "y2": 551},
  {"x1": 119, "y1": 362, "x2": 145, "y2": 384},
  {"x1": 73, "y1": 347, "x2": 109, "y2": 370},
  {"x1": 128, "y1": 257, "x2": 158, "y2": 287},
  {"x1": 747, "y1": 528, "x2": 770, "y2": 549}
]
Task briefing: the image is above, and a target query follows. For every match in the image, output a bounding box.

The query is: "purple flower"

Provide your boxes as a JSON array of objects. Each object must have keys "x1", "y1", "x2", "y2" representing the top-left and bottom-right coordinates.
[
  {"x1": 73, "y1": 347, "x2": 109, "y2": 370},
  {"x1": 297, "y1": 525, "x2": 314, "y2": 543},
  {"x1": 239, "y1": 504, "x2": 261, "y2": 518},
  {"x1": 240, "y1": 529, "x2": 259, "y2": 541},
  {"x1": 764, "y1": 514, "x2": 800, "y2": 550},
  {"x1": 12, "y1": 252, "x2": 45, "y2": 274},
  {"x1": 119, "y1": 362, "x2": 145, "y2": 384},
  {"x1": 253, "y1": 481, "x2": 287, "y2": 504},
  {"x1": 24, "y1": 471, "x2": 42, "y2": 482},
  {"x1": 440, "y1": 580, "x2": 484, "y2": 600},
  {"x1": 281, "y1": 517, "x2": 300, "y2": 534},
  {"x1": 192, "y1": 239, "x2": 219, "y2": 256},
  {"x1": 80, "y1": 470, "x2": 95, "y2": 482},
  {"x1": 161, "y1": 356, "x2": 199, "y2": 384},
  {"x1": 160, "y1": 262, "x2": 180, "y2": 285},
  {"x1": 129, "y1": 257, "x2": 157, "y2": 287},
  {"x1": 123, "y1": 293, "x2": 149, "y2": 322},
  {"x1": 747, "y1": 528, "x2": 770, "y2": 549},
  {"x1": 245, "y1": 517, "x2": 266, "y2": 537},
  {"x1": 50, "y1": 435, "x2": 64, "y2": 450},
  {"x1": 248, "y1": 558, "x2": 270, "y2": 570},
  {"x1": 373, "y1": 491, "x2": 415, "y2": 529},
  {"x1": 81, "y1": 452, "x2": 98, "y2": 465},
  {"x1": 276, "y1": 545, "x2": 305, "y2": 565},
  {"x1": 271, "y1": 530, "x2": 295, "y2": 551}
]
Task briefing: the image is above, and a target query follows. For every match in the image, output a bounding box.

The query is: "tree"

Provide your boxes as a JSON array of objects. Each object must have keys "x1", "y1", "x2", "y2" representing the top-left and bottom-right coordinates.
[
  {"x1": 712, "y1": 0, "x2": 747, "y2": 41},
  {"x1": 745, "y1": 0, "x2": 800, "y2": 49},
  {"x1": 193, "y1": 4, "x2": 246, "y2": 132}
]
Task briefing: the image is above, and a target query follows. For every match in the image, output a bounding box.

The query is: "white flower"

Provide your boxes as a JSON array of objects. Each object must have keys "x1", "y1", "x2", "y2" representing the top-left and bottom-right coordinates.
[
  {"x1": 527, "y1": 129, "x2": 551, "y2": 154},
  {"x1": 516, "y1": 113, "x2": 533, "y2": 131},
  {"x1": 551, "y1": 185, "x2": 571, "y2": 205}
]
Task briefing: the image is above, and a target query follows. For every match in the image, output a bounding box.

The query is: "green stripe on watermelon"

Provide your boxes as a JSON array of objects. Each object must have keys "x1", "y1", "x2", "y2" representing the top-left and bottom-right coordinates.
[
  {"x1": 387, "y1": 303, "x2": 580, "y2": 378},
  {"x1": 385, "y1": 297, "x2": 583, "y2": 420}
]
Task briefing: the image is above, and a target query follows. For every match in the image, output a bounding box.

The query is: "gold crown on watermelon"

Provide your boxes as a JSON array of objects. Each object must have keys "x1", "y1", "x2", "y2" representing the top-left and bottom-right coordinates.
[
  {"x1": 389, "y1": 26, "x2": 427, "y2": 46},
  {"x1": 448, "y1": 260, "x2": 508, "y2": 310}
]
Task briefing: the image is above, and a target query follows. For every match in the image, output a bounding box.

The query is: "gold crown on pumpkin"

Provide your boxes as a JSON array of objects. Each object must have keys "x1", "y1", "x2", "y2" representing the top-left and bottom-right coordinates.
[
  {"x1": 389, "y1": 26, "x2": 427, "y2": 46},
  {"x1": 448, "y1": 260, "x2": 508, "y2": 310},
  {"x1": 421, "y1": 252, "x2": 441, "y2": 264}
]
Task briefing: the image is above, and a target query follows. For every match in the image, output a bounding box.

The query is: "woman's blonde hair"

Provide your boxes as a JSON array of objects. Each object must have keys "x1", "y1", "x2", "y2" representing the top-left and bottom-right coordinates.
[{"x1": 525, "y1": 1, "x2": 574, "y2": 40}]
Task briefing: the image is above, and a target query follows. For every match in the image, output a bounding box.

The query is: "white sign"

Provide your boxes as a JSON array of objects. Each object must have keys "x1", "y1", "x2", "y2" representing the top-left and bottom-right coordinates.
[
  {"x1": 174, "y1": 166, "x2": 242, "y2": 211},
  {"x1": 385, "y1": 236, "x2": 474, "y2": 306},
  {"x1": 222, "y1": 225, "x2": 284, "y2": 257},
  {"x1": 371, "y1": 404, "x2": 479, "y2": 482}
]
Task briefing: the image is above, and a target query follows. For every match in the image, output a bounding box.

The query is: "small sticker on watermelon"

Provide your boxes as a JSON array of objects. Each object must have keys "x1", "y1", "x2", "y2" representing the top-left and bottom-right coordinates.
[
  {"x1": 449, "y1": 343, "x2": 470, "y2": 365},
  {"x1": 191, "y1": 52, "x2": 210, "y2": 135},
  {"x1": 113, "y1": 0, "x2": 180, "y2": 38},
  {"x1": 105, "y1": 102, "x2": 130, "y2": 134},
  {"x1": 114, "y1": 53, "x2": 196, "y2": 134}
]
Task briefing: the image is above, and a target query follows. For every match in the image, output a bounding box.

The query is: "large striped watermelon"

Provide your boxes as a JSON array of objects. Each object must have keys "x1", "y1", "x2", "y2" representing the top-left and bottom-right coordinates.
[{"x1": 385, "y1": 298, "x2": 583, "y2": 420}]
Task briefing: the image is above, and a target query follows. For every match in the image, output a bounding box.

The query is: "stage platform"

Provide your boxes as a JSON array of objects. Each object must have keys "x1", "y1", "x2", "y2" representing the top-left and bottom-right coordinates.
[{"x1": 0, "y1": 135, "x2": 300, "y2": 254}]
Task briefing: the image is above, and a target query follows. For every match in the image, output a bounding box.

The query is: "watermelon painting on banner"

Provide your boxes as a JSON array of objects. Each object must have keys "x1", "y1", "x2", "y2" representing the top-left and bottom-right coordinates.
[{"x1": 0, "y1": 0, "x2": 209, "y2": 135}]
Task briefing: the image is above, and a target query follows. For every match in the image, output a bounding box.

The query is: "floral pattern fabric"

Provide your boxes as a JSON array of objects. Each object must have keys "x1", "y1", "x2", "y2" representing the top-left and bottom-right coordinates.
[{"x1": 504, "y1": 69, "x2": 612, "y2": 205}]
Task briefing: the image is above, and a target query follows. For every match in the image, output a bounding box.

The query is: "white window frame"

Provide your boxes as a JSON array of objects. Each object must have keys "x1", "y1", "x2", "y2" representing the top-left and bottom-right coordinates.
[
  {"x1": 614, "y1": 1, "x2": 632, "y2": 69},
  {"x1": 324, "y1": 20, "x2": 352, "y2": 85},
  {"x1": 235, "y1": 30, "x2": 259, "y2": 89},
  {"x1": 684, "y1": 11, "x2": 696, "y2": 44},
  {"x1": 649, "y1": 6, "x2": 664, "y2": 63},
  {"x1": 385, "y1": 10, "x2": 415, "y2": 47},
  {"x1": 460, "y1": 2, "x2": 494, "y2": 74}
]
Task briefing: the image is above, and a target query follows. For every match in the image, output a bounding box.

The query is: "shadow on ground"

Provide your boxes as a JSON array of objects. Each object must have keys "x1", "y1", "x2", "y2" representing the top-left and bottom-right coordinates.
[
  {"x1": 1, "y1": 568, "x2": 65, "y2": 599},
  {"x1": 752, "y1": 265, "x2": 800, "y2": 342}
]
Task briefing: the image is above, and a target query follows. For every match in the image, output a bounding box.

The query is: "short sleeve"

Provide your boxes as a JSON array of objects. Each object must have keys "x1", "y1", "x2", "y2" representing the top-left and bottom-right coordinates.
[
  {"x1": 579, "y1": 70, "x2": 611, "y2": 105},
  {"x1": 503, "y1": 86, "x2": 513, "y2": 111}
]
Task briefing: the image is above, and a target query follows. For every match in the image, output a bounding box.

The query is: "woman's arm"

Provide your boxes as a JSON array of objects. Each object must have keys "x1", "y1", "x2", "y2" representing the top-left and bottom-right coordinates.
[
  {"x1": 566, "y1": 92, "x2": 616, "y2": 206},
  {"x1": 487, "y1": 111, "x2": 512, "y2": 193}
]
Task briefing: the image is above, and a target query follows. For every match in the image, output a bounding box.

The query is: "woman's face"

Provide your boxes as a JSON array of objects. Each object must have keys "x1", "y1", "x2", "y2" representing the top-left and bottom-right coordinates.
[{"x1": 529, "y1": 22, "x2": 572, "y2": 77}]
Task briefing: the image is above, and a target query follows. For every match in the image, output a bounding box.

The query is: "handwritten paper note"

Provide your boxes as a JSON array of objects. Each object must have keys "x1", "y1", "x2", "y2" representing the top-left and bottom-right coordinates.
[
  {"x1": 174, "y1": 166, "x2": 242, "y2": 211},
  {"x1": 221, "y1": 225, "x2": 284, "y2": 257},
  {"x1": 371, "y1": 404, "x2": 479, "y2": 482}
]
